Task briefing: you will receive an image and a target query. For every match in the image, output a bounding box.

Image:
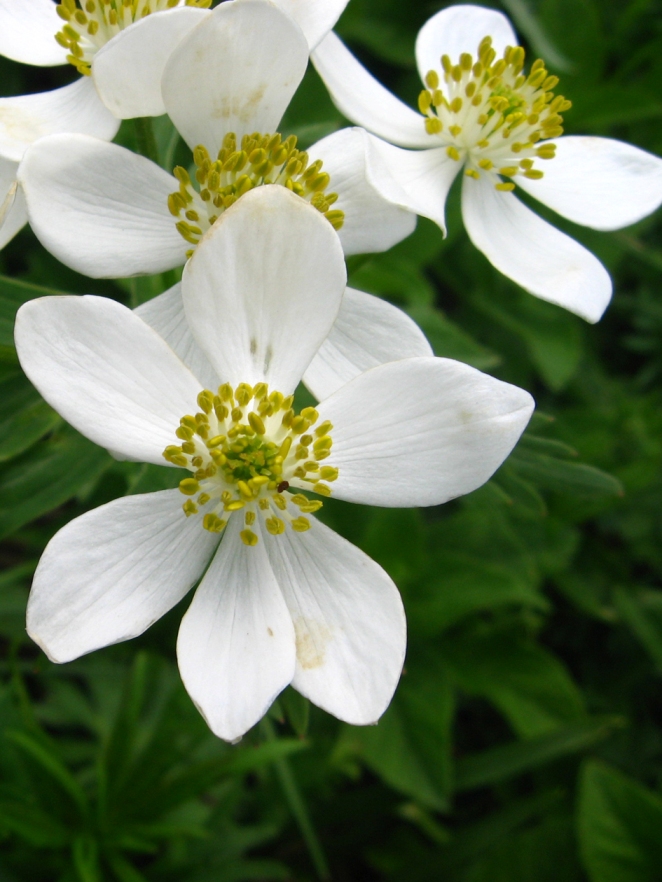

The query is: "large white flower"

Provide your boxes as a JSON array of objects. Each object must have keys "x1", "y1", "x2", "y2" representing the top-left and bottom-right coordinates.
[
  {"x1": 17, "y1": 0, "x2": 413, "y2": 276},
  {"x1": 14, "y1": 186, "x2": 534, "y2": 741},
  {"x1": 0, "y1": 0, "x2": 354, "y2": 250},
  {"x1": 312, "y1": 4, "x2": 662, "y2": 323}
]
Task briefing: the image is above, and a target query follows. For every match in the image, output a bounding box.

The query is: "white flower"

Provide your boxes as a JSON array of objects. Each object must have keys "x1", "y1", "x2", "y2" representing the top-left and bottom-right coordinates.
[
  {"x1": 0, "y1": 0, "x2": 353, "y2": 249},
  {"x1": 17, "y1": 0, "x2": 413, "y2": 275},
  {"x1": 312, "y1": 3, "x2": 662, "y2": 323},
  {"x1": 14, "y1": 186, "x2": 534, "y2": 741}
]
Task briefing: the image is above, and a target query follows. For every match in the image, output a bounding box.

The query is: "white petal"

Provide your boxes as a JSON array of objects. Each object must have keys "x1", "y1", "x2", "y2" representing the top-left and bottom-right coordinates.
[
  {"x1": 261, "y1": 516, "x2": 406, "y2": 725},
  {"x1": 303, "y1": 287, "x2": 432, "y2": 401},
  {"x1": 0, "y1": 159, "x2": 27, "y2": 249},
  {"x1": 311, "y1": 127, "x2": 416, "y2": 255},
  {"x1": 162, "y1": 0, "x2": 308, "y2": 153},
  {"x1": 27, "y1": 489, "x2": 218, "y2": 664},
  {"x1": 135, "y1": 283, "x2": 218, "y2": 390},
  {"x1": 316, "y1": 356, "x2": 534, "y2": 507},
  {"x1": 416, "y1": 4, "x2": 518, "y2": 81},
  {"x1": 368, "y1": 137, "x2": 460, "y2": 234},
  {"x1": 92, "y1": 7, "x2": 210, "y2": 119},
  {"x1": 270, "y1": 0, "x2": 348, "y2": 49},
  {"x1": 312, "y1": 32, "x2": 432, "y2": 149},
  {"x1": 516, "y1": 136, "x2": 662, "y2": 231},
  {"x1": 0, "y1": 77, "x2": 119, "y2": 163},
  {"x1": 18, "y1": 134, "x2": 187, "y2": 277},
  {"x1": 15, "y1": 295, "x2": 203, "y2": 465},
  {"x1": 182, "y1": 186, "x2": 346, "y2": 393},
  {"x1": 0, "y1": 0, "x2": 67, "y2": 66},
  {"x1": 461, "y1": 175, "x2": 612, "y2": 322},
  {"x1": 177, "y1": 514, "x2": 295, "y2": 742}
]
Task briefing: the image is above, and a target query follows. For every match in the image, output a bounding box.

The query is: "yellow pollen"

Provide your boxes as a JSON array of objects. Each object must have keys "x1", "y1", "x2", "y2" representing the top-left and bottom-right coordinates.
[
  {"x1": 169, "y1": 132, "x2": 344, "y2": 252},
  {"x1": 419, "y1": 36, "x2": 569, "y2": 191},
  {"x1": 55, "y1": 0, "x2": 211, "y2": 75},
  {"x1": 164, "y1": 382, "x2": 337, "y2": 545}
]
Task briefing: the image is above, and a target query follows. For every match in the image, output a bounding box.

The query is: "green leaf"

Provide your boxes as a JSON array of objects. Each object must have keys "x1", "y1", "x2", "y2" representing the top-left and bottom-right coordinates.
[
  {"x1": 6, "y1": 730, "x2": 88, "y2": 815},
  {"x1": 280, "y1": 688, "x2": 310, "y2": 738},
  {"x1": 578, "y1": 760, "x2": 662, "y2": 881},
  {"x1": 348, "y1": 255, "x2": 435, "y2": 308},
  {"x1": 455, "y1": 717, "x2": 623, "y2": 791},
  {"x1": 613, "y1": 588, "x2": 662, "y2": 673},
  {"x1": 407, "y1": 304, "x2": 500, "y2": 370},
  {"x1": 344, "y1": 659, "x2": 455, "y2": 811},
  {"x1": 72, "y1": 836, "x2": 101, "y2": 882},
  {"x1": 442, "y1": 624, "x2": 585, "y2": 738},
  {"x1": 409, "y1": 553, "x2": 548, "y2": 637},
  {"x1": 0, "y1": 799, "x2": 69, "y2": 848},
  {"x1": 0, "y1": 275, "x2": 68, "y2": 349},
  {"x1": 510, "y1": 449, "x2": 624, "y2": 498},
  {"x1": 0, "y1": 374, "x2": 61, "y2": 462},
  {"x1": 0, "y1": 426, "x2": 111, "y2": 539}
]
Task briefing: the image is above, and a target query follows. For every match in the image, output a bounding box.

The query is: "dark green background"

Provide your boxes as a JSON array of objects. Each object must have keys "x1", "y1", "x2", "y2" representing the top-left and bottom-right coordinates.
[{"x1": 1, "y1": 0, "x2": 662, "y2": 879}]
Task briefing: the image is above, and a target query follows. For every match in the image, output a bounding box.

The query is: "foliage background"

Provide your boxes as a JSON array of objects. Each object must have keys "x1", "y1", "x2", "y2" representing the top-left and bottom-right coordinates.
[{"x1": 1, "y1": 0, "x2": 662, "y2": 879}]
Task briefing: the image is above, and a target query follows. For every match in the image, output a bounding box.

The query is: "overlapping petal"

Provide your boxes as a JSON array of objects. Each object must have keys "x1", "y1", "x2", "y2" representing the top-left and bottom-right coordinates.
[
  {"x1": 317, "y1": 356, "x2": 534, "y2": 507},
  {"x1": 368, "y1": 137, "x2": 460, "y2": 234},
  {"x1": 27, "y1": 489, "x2": 219, "y2": 664},
  {"x1": 0, "y1": 77, "x2": 118, "y2": 163},
  {"x1": 415, "y1": 4, "x2": 517, "y2": 82},
  {"x1": 92, "y1": 6, "x2": 209, "y2": 119},
  {"x1": 461, "y1": 175, "x2": 612, "y2": 322},
  {"x1": 177, "y1": 515, "x2": 296, "y2": 742},
  {"x1": 516, "y1": 136, "x2": 662, "y2": 232},
  {"x1": 0, "y1": 0, "x2": 67, "y2": 66},
  {"x1": 18, "y1": 134, "x2": 187, "y2": 277},
  {"x1": 15, "y1": 295, "x2": 202, "y2": 465},
  {"x1": 135, "y1": 283, "x2": 219, "y2": 391},
  {"x1": 262, "y1": 517, "x2": 406, "y2": 725},
  {"x1": 0, "y1": 158, "x2": 26, "y2": 249},
  {"x1": 303, "y1": 287, "x2": 432, "y2": 401},
  {"x1": 182, "y1": 186, "x2": 346, "y2": 394},
  {"x1": 312, "y1": 32, "x2": 432, "y2": 149},
  {"x1": 312, "y1": 127, "x2": 416, "y2": 255},
  {"x1": 271, "y1": 0, "x2": 349, "y2": 50},
  {"x1": 162, "y1": 0, "x2": 308, "y2": 153}
]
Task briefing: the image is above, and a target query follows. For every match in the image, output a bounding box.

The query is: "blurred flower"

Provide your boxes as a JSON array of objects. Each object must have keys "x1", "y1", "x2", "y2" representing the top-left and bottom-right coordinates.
[
  {"x1": 312, "y1": 3, "x2": 662, "y2": 322},
  {"x1": 18, "y1": 0, "x2": 414, "y2": 277},
  {"x1": 15, "y1": 187, "x2": 533, "y2": 741}
]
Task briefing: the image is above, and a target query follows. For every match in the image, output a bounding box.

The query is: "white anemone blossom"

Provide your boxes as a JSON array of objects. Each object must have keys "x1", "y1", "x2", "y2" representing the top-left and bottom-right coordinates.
[
  {"x1": 0, "y1": 0, "x2": 352, "y2": 249},
  {"x1": 17, "y1": 0, "x2": 414, "y2": 279},
  {"x1": 15, "y1": 187, "x2": 534, "y2": 742},
  {"x1": 312, "y1": 4, "x2": 662, "y2": 323}
]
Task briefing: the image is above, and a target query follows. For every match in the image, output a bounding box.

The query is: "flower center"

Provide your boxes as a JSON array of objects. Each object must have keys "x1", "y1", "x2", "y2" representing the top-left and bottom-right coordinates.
[
  {"x1": 418, "y1": 36, "x2": 571, "y2": 191},
  {"x1": 55, "y1": 0, "x2": 211, "y2": 75},
  {"x1": 163, "y1": 382, "x2": 338, "y2": 546},
  {"x1": 169, "y1": 132, "x2": 345, "y2": 256}
]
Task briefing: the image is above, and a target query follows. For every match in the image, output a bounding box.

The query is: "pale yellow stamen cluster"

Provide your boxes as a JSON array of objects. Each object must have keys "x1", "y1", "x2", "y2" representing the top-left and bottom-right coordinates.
[
  {"x1": 163, "y1": 383, "x2": 338, "y2": 546},
  {"x1": 418, "y1": 36, "x2": 571, "y2": 190},
  {"x1": 55, "y1": 0, "x2": 211, "y2": 75},
  {"x1": 169, "y1": 132, "x2": 345, "y2": 255}
]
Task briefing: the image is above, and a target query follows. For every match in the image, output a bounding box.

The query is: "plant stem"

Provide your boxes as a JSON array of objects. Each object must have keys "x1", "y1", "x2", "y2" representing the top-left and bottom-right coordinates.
[
  {"x1": 260, "y1": 717, "x2": 331, "y2": 881},
  {"x1": 133, "y1": 117, "x2": 159, "y2": 165}
]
